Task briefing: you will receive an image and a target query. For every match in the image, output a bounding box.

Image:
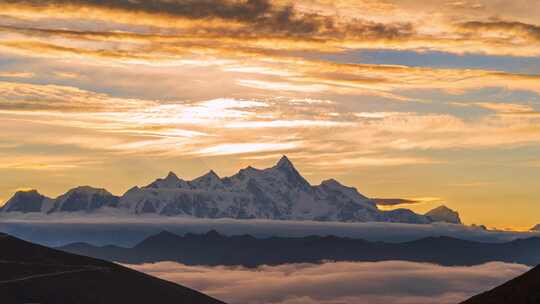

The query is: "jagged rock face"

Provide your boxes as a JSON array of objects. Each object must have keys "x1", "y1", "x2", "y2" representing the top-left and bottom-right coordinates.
[
  {"x1": 1, "y1": 190, "x2": 47, "y2": 213},
  {"x1": 118, "y1": 156, "x2": 429, "y2": 223},
  {"x1": 47, "y1": 186, "x2": 119, "y2": 213},
  {"x1": 2, "y1": 156, "x2": 433, "y2": 224},
  {"x1": 147, "y1": 172, "x2": 190, "y2": 189},
  {"x1": 2, "y1": 187, "x2": 119, "y2": 214},
  {"x1": 531, "y1": 224, "x2": 540, "y2": 232},
  {"x1": 425, "y1": 205, "x2": 462, "y2": 224}
]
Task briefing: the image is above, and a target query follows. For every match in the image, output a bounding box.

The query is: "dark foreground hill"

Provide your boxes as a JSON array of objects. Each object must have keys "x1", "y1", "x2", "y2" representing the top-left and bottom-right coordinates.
[
  {"x1": 460, "y1": 265, "x2": 540, "y2": 304},
  {"x1": 58, "y1": 230, "x2": 540, "y2": 267},
  {"x1": 0, "y1": 233, "x2": 225, "y2": 304}
]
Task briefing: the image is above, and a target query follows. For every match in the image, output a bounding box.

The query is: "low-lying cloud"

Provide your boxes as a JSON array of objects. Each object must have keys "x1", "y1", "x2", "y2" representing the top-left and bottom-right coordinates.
[
  {"x1": 127, "y1": 260, "x2": 529, "y2": 304},
  {"x1": 1, "y1": 215, "x2": 538, "y2": 247}
]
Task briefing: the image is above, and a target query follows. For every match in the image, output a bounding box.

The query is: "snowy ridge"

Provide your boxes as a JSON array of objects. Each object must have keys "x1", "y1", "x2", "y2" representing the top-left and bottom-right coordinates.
[
  {"x1": 0, "y1": 156, "x2": 457, "y2": 224},
  {"x1": 425, "y1": 205, "x2": 462, "y2": 224}
]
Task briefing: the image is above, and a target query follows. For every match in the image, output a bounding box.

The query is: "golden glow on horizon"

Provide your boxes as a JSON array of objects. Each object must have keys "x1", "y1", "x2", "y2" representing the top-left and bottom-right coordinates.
[{"x1": 0, "y1": 0, "x2": 538, "y2": 228}]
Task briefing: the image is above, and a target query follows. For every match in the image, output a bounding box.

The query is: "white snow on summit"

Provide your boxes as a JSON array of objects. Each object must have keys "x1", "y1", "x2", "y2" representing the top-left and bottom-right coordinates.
[
  {"x1": 2, "y1": 156, "x2": 440, "y2": 224},
  {"x1": 425, "y1": 205, "x2": 462, "y2": 224}
]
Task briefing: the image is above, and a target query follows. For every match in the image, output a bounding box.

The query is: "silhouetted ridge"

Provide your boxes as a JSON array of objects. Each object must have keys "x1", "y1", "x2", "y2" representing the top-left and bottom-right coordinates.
[
  {"x1": 461, "y1": 265, "x2": 540, "y2": 304},
  {"x1": 0, "y1": 233, "x2": 225, "y2": 304},
  {"x1": 58, "y1": 232, "x2": 540, "y2": 268},
  {"x1": 205, "y1": 229, "x2": 223, "y2": 238}
]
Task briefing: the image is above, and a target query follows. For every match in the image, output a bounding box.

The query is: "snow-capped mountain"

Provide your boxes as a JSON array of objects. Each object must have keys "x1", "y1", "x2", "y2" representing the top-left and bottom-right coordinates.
[
  {"x1": 0, "y1": 156, "x2": 457, "y2": 224},
  {"x1": 1, "y1": 186, "x2": 118, "y2": 214},
  {"x1": 425, "y1": 205, "x2": 462, "y2": 224},
  {"x1": 46, "y1": 186, "x2": 119, "y2": 213},
  {"x1": 1, "y1": 190, "x2": 49, "y2": 213}
]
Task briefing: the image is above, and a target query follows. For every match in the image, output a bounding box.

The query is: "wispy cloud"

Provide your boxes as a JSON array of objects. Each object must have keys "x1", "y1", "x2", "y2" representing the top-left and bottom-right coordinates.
[
  {"x1": 1, "y1": 80, "x2": 540, "y2": 162},
  {"x1": 196, "y1": 142, "x2": 299, "y2": 156},
  {"x1": 0, "y1": 0, "x2": 539, "y2": 228},
  {"x1": 1, "y1": 1, "x2": 540, "y2": 57},
  {"x1": 0, "y1": 71, "x2": 34, "y2": 78},
  {"x1": 451, "y1": 102, "x2": 536, "y2": 113}
]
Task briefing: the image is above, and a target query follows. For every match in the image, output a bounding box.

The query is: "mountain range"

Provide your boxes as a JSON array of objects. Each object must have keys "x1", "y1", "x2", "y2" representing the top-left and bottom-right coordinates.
[
  {"x1": 58, "y1": 230, "x2": 540, "y2": 267},
  {"x1": 0, "y1": 232, "x2": 225, "y2": 304},
  {"x1": 2, "y1": 230, "x2": 538, "y2": 304},
  {"x1": 0, "y1": 156, "x2": 461, "y2": 224}
]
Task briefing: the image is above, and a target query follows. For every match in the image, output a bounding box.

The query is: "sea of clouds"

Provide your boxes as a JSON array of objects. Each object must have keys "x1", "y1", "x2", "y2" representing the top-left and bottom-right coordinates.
[{"x1": 127, "y1": 260, "x2": 529, "y2": 304}]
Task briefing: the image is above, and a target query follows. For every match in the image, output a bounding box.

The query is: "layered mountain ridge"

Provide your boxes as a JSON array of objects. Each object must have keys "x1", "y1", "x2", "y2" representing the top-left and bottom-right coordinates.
[
  {"x1": 0, "y1": 156, "x2": 460, "y2": 224},
  {"x1": 58, "y1": 230, "x2": 540, "y2": 267}
]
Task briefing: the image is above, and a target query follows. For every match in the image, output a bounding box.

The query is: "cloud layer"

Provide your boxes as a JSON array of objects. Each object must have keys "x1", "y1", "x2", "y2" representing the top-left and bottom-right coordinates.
[
  {"x1": 2, "y1": 216, "x2": 537, "y2": 247},
  {"x1": 127, "y1": 261, "x2": 530, "y2": 304}
]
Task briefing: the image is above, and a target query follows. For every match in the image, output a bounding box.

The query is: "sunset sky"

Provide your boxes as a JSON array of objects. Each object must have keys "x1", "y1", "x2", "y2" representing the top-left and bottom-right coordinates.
[{"x1": 0, "y1": 0, "x2": 539, "y2": 229}]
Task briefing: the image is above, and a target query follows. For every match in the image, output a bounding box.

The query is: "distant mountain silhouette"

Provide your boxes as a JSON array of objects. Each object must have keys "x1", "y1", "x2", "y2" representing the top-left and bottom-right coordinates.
[
  {"x1": 460, "y1": 265, "x2": 540, "y2": 304},
  {"x1": 58, "y1": 230, "x2": 540, "y2": 267},
  {"x1": 0, "y1": 233, "x2": 225, "y2": 304}
]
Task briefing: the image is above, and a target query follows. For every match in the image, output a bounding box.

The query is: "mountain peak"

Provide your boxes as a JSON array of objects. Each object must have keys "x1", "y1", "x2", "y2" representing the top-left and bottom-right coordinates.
[
  {"x1": 165, "y1": 171, "x2": 179, "y2": 181},
  {"x1": 205, "y1": 229, "x2": 223, "y2": 238},
  {"x1": 2, "y1": 189, "x2": 47, "y2": 213},
  {"x1": 425, "y1": 205, "x2": 462, "y2": 224},
  {"x1": 197, "y1": 170, "x2": 220, "y2": 180},
  {"x1": 133, "y1": 230, "x2": 182, "y2": 249},
  {"x1": 208, "y1": 170, "x2": 219, "y2": 178},
  {"x1": 14, "y1": 188, "x2": 39, "y2": 194},
  {"x1": 321, "y1": 178, "x2": 342, "y2": 187},
  {"x1": 272, "y1": 155, "x2": 312, "y2": 190},
  {"x1": 429, "y1": 205, "x2": 454, "y2": 213},
  {"x1": 146, "y1": 171, "x2": 187, "y2": 189},
  {"x1": 66, "y1": 186, "x2": 110, "y2": 195},
  {"x1": 276, "y1": 155, "x2": 294, "y2": 170},
  {"x1": 190, "y1": 170, "x2": 223, "y2": 190}
]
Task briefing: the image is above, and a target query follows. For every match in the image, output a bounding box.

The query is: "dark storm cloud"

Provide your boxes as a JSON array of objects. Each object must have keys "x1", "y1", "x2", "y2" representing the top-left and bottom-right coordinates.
[
  {"x1": 3, "y1": 0, "x2": 273, "y2": 21},
  {"x1": 0, "y1": 0, "x2": 414, "y2": 39},
  {"x1": 459, "y1": 20, "x2": 540, "y2": 41}
]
